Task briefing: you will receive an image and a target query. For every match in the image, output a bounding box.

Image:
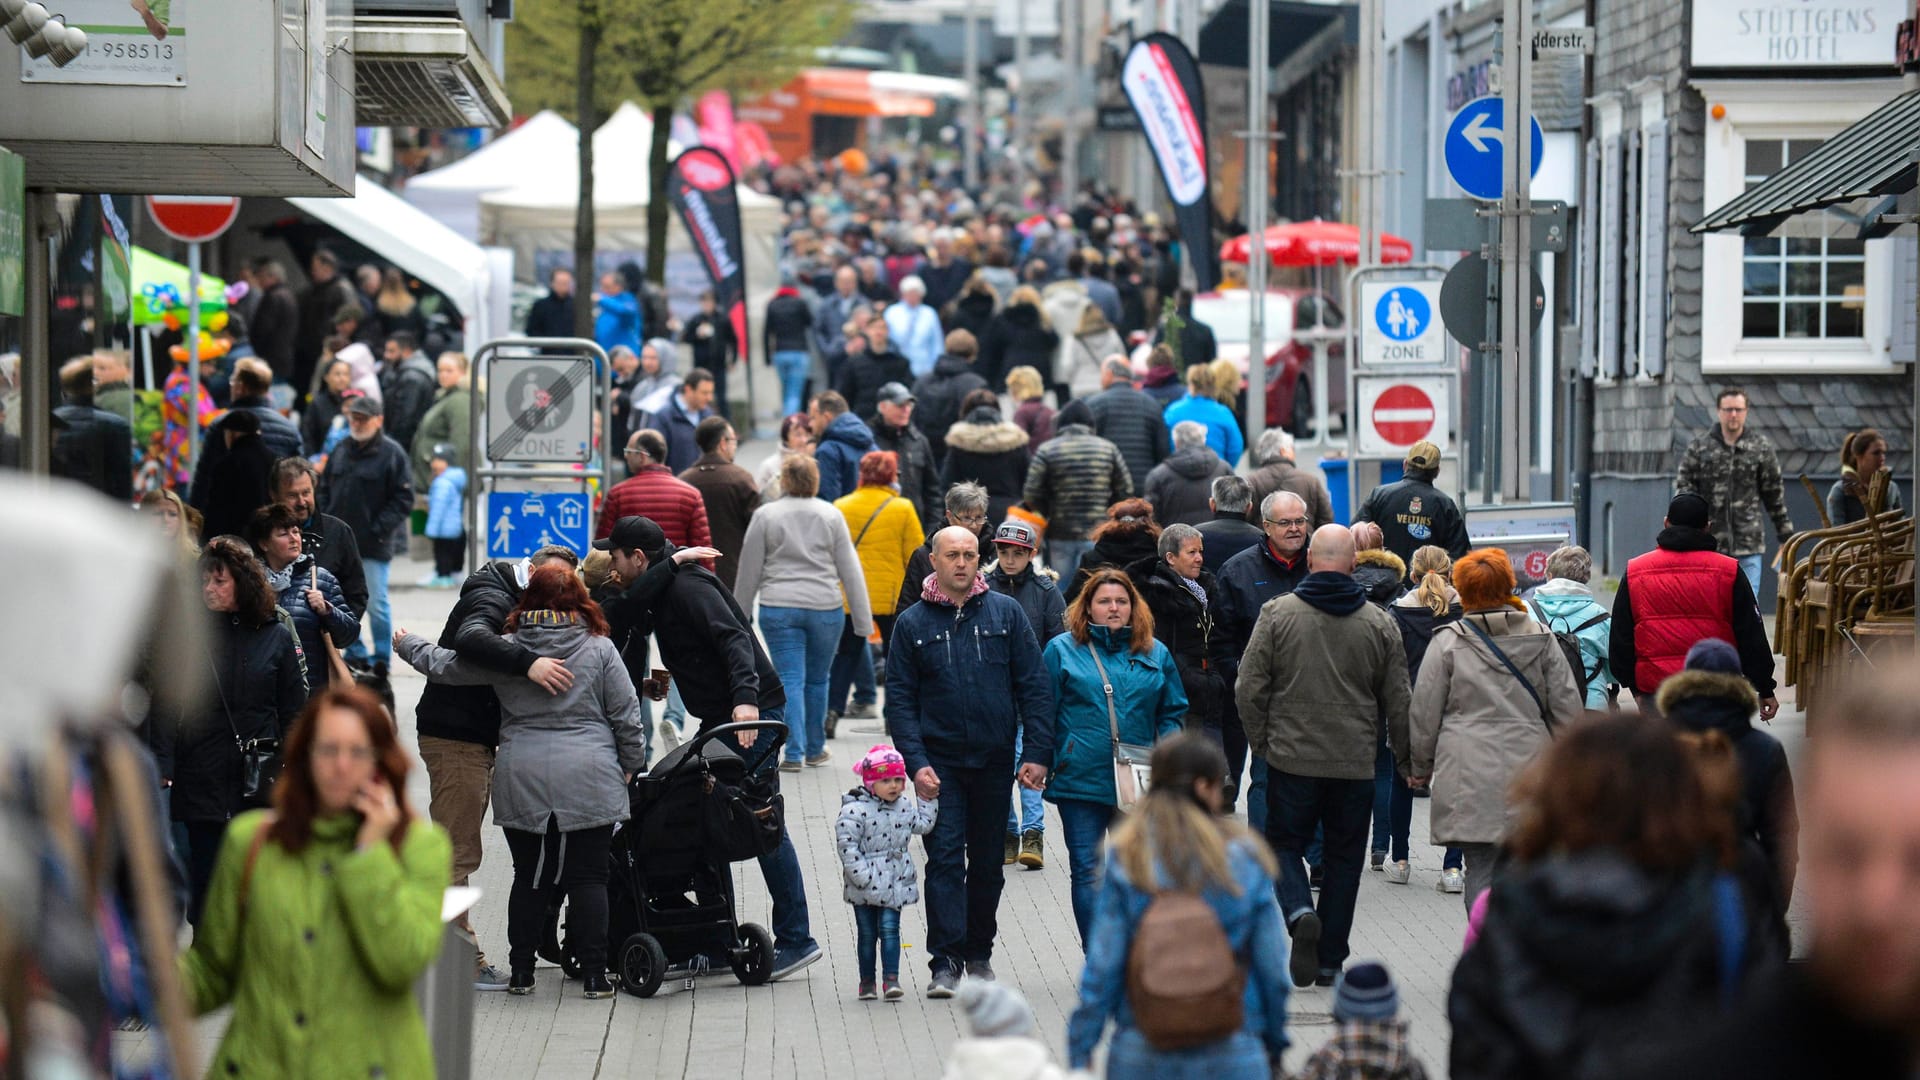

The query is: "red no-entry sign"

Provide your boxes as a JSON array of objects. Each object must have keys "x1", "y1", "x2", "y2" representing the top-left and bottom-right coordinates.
[
  {"x1": 145, "y1": 195, "x2": 241, "y2": 243},
  {"x1": 1371, "y1": 383, "x2": 1436, "y2": 445}
]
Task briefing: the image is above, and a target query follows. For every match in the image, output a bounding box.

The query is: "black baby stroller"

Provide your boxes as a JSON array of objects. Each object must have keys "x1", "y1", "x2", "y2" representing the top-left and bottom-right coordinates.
[{"x1": 556, "y1": 720, "x2": 790, "y2": 997}]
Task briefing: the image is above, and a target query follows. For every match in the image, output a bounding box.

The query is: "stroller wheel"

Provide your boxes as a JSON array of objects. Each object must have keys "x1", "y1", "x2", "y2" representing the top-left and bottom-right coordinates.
[
  {"x1": 731, "y1": 923, "x2": 776, "y2": 986},
  {"x1": 619, "y1": 933, "x2": 668, "y2": 998},
  {"x1": 558, "y1": 939, "x2": 581, "y2": 981}
]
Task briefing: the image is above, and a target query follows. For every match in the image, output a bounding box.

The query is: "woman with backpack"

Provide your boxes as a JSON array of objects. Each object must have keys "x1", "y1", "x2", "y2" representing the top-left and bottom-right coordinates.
[
  {"x1": 1067, "y1": 733, "x2": 1291, "y2": 1079},
  {"x1": 1527, "y1": 545, "x2": 1616, "y2": 709},
  {"x1": 1043, "y1": 568, "x2": 1188, "y2": 945},
  {"x1": 1406, "y1": 549, "x2": 1585, "y2": 910}
]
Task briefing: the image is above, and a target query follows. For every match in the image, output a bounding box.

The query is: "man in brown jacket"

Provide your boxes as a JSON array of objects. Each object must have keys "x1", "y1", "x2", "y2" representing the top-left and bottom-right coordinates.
[
  {"x1": 1245, "y1": 427, "x2": 1336, "y2": 531},
  {"x1": 679, "y1": 416, "x2": 757, "y2": 590},
  {"x1": 1236, "y1": 524, "x2": 1411, "y2": 990}
]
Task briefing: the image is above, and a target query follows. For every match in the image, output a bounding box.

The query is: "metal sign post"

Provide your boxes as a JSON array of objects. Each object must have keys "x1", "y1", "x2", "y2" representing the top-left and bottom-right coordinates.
[
  {"x1": 465, "y1": 337, "x2": 612, "y2": 573},
  {"x1": 1344, "y1": 261, "x2": 1457, "y2": 511}
]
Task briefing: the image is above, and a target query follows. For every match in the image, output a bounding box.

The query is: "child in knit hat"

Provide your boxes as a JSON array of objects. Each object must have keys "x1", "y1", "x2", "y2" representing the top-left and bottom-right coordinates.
[
  {"x1": 940, "y1": 980, "x2": 1069, "y2": 1080},
  {"x1": 836, "y1": 744, "x2": 938, "y2": 1001},
  {"x1": 1294, "y1": 961, "x2": 1430, "y2": 1080}
]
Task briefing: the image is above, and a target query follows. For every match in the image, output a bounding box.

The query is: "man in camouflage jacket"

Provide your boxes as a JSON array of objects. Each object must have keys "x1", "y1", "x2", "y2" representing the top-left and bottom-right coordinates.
[{"x1": 1675, "y1": 387, "x2": 1794, "y2": 598}]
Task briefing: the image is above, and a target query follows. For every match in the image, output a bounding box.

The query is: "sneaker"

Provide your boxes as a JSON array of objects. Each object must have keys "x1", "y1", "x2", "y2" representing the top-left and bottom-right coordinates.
[
  {"x1": 805, "y1": 750, "x2": 833, "y2": 767},
  {"x1": 414, "y1": 573, "x2": 440, "y2": 588},
  {"x1": 1004, "y1": 832, "x2": 1019, "y2": 865},
  {"x1": 1315, "y1": 969, "x2": 1340, "y2": 988},
  {"x1": 964, "y1": 959, "x2": 995, "y2": 981},
  {"x1": 582, "y1": 974, "x2": 614, "y2": 999},
  {"x1": 857, "y1": 980, "x2": 878, "y2": 1001},
  {"x1": 508, "y1": 968, "x2": 535, "y2": 995},
  {"x1": 1017, "y1": 830, "x2": 1044, "y2": 869},
  {"x1": 1439, "y1": 867, "x2": 1465, "y2": 894},
  {"x1": 824, "y1": 710, "x2": 840, "y2": 739},
  {"x1": 1287, "y1": 912, "x2": 1322, "y2": 989},
  {"x1": 780, "y1": 759, "x2": 803, "y2": 773},
  {"x1": 1385, "y1": 860, "x2": 1411, "y2": 885},
  {"x1": 846, "y1": 701, "x2": 877, "y2": 720},
  {"x1": 655, "y1": 717, "x2": 682, "y2": 754},
  {"x1": 770, "y1": 941, "x2": 822, "y2": 981},
  {"x1": 882, "y1": 976, "x2": 904, "y2": 1000},
  {"x1": 926, "y1": 965, "x2": 960, "y2": 999},
  {"x1": 1370, "y1": 850, "x2": 1387, "y2": 871},
  {"x1": 474, "y1": 963, "x2": 511, "y2": 991}
]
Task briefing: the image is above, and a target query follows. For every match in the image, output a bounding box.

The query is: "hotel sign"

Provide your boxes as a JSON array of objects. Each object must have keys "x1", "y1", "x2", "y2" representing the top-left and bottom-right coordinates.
[{"x1": 1692, "y1": 1, "x2": 1908, "y2": 68}]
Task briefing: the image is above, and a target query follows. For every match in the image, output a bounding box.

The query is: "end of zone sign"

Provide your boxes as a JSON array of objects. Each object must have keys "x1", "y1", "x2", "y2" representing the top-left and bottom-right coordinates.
[
  {"x1": 1356, "y1": 375, "x2": 1452, "y2": 458},
  {"x1": 1359, "y1": 281, "x2": 1447, "y2": 365}
]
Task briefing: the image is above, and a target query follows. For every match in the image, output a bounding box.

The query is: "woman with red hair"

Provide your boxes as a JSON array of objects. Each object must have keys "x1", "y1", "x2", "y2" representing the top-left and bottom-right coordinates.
[
  {"x1": 181, "y1": 687, "x2": 451, "y2": 1078},
  {"x1": 1407, "y1": 547, "x2": 1585, "y2": 908},
  {"x1": 394, "y1": 563, "x2": 646, "y2": 998}
]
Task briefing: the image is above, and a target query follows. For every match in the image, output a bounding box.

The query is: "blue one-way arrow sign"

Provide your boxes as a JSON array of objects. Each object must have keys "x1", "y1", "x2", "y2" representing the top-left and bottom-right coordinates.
[{"x1": 1444, "y1": 96, "x2": 1543, "y2": 201}]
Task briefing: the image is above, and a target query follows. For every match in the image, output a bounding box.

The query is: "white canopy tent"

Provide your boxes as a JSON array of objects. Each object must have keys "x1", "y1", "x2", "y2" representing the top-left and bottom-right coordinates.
[
  {"x1": 400, "y1": 110, "x2": 579, "y2": 242},
  {"x1": 288, "y1": 174, "x2": 507, "y2": 345}
]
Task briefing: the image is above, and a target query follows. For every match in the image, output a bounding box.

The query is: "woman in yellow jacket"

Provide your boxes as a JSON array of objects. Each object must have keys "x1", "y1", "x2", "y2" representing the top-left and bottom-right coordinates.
[{"x1": 831, "y1": 450, "x2": 926, "y2": 732}]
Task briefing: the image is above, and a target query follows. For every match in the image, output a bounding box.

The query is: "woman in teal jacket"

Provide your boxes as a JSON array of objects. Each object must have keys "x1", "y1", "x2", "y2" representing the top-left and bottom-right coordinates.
[
  {"x1": 1044, "y1": 566, "x2": 1188, "y2": 946},
  {"x1": 182, "y1": 686, "x2": 451, "y2": 1080}
]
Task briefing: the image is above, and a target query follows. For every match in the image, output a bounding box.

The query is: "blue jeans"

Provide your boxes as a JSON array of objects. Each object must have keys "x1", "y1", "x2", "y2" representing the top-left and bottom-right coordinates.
[
  {"x1": 721, "y1": 707, "x2": 814, "y2": 953},
  {"x1": 759, "y1": 605, "x2": 841, "y2": 761},
  {"x1": 662, "y1": 681, "x2": 686, "y2": 732},
  {"x1": 1054, "y1": 797, "x2": 1118, "y2": 947},
  {"x1": 343, "y1": 558, "x2": 392, "y2": 666},
  {"x1": 1371, "y1": 738, "x2": 1413, "y2": 863},
  {"x1": 1738, "y1": 553, "x2": 1764, "y2": 601},
  {"x1": 1046, "y1": 538, "x2": 1095, "y2": 580},
  {"x1": 1266, "y1": 769, "x2": 1371, "y2": 976},
  {"x1": 1006, "y1": 728, "x2": 1045, "y2": 834},
  {"x1": 1107, "y1": 1028, "x2": 1270, "y2": 1080},
  {"x1": 773, "y1": 350, "x2": 809, "y2": 416},
  {"x1": 921, "y1": 759, "x2": 1013, "y2": 971},
  {"x1": 828, "y1": 615, "x2": 878, "y2": 714},
  {"x1": 852, "y1": 904, "x2": 902, "y2": 981}
]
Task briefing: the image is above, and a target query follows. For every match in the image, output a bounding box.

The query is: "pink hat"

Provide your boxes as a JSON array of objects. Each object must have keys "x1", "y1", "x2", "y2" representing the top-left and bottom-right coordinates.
[{"x1": 854, "y1": 744, "x2": 907, "y2": 788}]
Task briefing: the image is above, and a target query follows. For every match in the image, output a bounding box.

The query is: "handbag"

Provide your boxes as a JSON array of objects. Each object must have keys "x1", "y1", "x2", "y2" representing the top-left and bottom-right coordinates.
[
  {"x1": 1462, "y1": 619, "x2": 1557, "y2": 734},
  {"x1": 210, "y1": 655, "x2": 283, "y2": 808},
  {"x1": 1088, "y1": 643, "x2": 1153, "y2": 810},
  {"x1": 312, "y1": 565, "x2": 355, "y2": 688}
]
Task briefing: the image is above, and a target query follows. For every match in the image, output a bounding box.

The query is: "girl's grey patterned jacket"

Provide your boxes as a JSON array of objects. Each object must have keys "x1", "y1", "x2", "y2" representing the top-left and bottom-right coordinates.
[{"x1": 835, "y1": 787, "x2": 938, "y2": 908}]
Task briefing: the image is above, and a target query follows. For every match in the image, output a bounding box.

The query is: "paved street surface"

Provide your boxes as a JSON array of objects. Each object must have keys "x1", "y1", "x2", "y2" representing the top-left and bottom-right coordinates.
[{"x1": 122, "y1": 439, "x2": 1812, "y2": 1077}]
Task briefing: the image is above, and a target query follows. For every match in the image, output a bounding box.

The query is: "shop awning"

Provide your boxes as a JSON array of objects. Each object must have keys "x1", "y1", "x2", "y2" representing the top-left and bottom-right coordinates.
[
  {"x1": 1199, "y1": 0, "x2": 1355, "y2": 71},
  {"x1": 797, "y1": 68, "x2": 968, "y2": 119},
  {"x1": 1693, "y1": 88, "x2": 1920, "y2": 239}
]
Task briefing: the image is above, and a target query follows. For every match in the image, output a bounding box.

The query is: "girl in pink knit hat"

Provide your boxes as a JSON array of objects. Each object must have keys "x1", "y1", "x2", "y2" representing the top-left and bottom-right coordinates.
[{"x1": 835, "y1": 744, "x2": 939, "y2": 1001}]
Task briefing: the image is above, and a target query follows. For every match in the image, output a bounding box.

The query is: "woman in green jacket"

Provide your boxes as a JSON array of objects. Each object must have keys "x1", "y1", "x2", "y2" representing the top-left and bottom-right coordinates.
[
  {"x1": 1043, "y1": 567, "x2": 1188, "y2": 948},
  {"x1": 182, "y1": 685, "x2": 451, "y2": 1080}
]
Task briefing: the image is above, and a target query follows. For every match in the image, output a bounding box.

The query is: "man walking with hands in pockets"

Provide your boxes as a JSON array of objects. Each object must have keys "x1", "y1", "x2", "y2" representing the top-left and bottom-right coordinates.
[{"x1": 887, "y1": 525, "x2": 1055, "y2": 998}]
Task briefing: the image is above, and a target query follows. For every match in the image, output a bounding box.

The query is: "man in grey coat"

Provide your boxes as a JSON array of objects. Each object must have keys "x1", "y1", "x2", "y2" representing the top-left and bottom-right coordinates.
[
  {"x1": 1084, "y1": 357, "x2": 1168, "y2": 494},
  {"x1": 1236, "y1": 524, "x2": 1411, "y2": 991}
]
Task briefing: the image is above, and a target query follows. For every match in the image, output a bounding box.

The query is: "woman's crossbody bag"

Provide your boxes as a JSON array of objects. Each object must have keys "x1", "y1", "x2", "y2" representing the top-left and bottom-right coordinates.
[{"x1": 1087, "y1": 644, "x2": 1153, "y2": 809}]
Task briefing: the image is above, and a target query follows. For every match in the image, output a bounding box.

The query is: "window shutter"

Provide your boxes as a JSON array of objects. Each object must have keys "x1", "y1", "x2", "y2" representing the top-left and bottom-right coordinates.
[
  {"x1": 1579, "y1": 137, "x2": 1600, "y2": 378},
  {"x1": 1599, "y1": 134, "x2": 1624, "y2": 379},
  {"x1": 1621, "y1": 130, "x2": 1642, "y2": 378},
  {"x1": 1640, "y1": 118, "x2": 1669, "y2": 377}
]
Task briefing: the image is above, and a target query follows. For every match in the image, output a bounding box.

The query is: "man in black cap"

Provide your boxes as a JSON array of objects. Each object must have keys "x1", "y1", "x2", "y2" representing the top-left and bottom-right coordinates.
[
  {"x1": 1609, "y1": 491, "x2": 1777, "y2": 718},
  {"x1": 868, "y1": 381, "x2": 939, "y2": 524},
  {"x1": 1354, "y1": 439, "x2": 1470, "y2": 569},
  {"x1": 593, "y1": 515, "x2": 824, "y2": 982},
  {"x1": 320, "y1": 391, "x2": 413, "y2": 671}
]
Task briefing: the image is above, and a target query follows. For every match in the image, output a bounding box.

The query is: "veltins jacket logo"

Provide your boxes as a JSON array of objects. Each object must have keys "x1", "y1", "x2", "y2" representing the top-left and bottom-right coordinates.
[{"x1": 1409, "y1": 497, "x2": 1423, "y2": 515}]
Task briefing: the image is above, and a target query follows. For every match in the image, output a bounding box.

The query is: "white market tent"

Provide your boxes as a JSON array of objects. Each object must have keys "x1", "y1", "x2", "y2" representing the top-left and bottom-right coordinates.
[
  {"x1": 288, "y1": 174, "x2": 507, "y2": 345},
  {"x1": 400, "y1": 110, "x2": 579, "y2": 242}
]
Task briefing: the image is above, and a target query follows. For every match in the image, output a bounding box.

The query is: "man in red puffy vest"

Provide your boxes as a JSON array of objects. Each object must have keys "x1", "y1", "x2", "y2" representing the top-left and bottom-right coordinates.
[{"x1": 1610, "y1": 492, "x2": 1778, "y2": 718}]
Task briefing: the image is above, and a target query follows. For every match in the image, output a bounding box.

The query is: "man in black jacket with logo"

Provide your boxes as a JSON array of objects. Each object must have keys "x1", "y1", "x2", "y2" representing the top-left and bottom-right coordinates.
[
  {"x1": 1355, "y1": 440, "x2": 1470, "y2": 568},
  {"x1": 412, "y1": 547, "x2": 580, "y2": 989}
]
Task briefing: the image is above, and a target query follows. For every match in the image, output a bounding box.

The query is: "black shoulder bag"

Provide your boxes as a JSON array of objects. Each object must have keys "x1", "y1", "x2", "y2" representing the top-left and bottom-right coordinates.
[
  {"x1": 1461, "y1": 620, "x2": 1556, "y2": 735},
  {"x1": 210, "y1": 654, "x2": 283, "y2": 808}
]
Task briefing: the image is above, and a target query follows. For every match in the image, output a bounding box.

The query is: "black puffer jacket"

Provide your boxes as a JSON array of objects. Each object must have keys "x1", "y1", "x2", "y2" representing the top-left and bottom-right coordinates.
[
  {"x1": 763, "y1": 289, "x2": 814, "y2": 354},
  {"x1": 320, "y1": 432, "x2": 414, "y2": 561},
  {"x1": 1143, "y1": 446, "x2": 1232, "y2": 526},
  {"x1": 912, "y1": 353, "x2": 989, "y2": 461},
  {"x1": 1063, "y1": 528, "x2": 1159, "y2": 602},
  {"x1": 1449, "y1": 852, "x2": 1771, "y2": 1080},
  {"x1": 944, "y1": 289, "x2": 996, "y2": 345},
  {"x1": 1353, "y1": 548, "x2": 1408, "y2": 607},
  {"x1": 1127, "y1": 555, "x2": 1227, "y2": 734},
  {"x1": 171, "y1": 611, "x2": 306, "y2": 823},
  {"x1": 941, "y1": 407, "x2": 1031, "y2": 525},
  {"x1": 979, "y1": 303, "x2": 1058, "y2": 392},
  {"x1": 267, "y1": 555, "x2": 360, "y2": 690},
  {"x1": 836, "y1": 348, "x2": 913, "y2": 421},
  {"x1": 414, "y1": 560, "x2": 543, "y2": 748}
]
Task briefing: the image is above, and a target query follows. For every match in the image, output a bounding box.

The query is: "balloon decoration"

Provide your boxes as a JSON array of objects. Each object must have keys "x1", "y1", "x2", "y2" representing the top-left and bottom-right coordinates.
[{"x1": 168, "y1": 332, "x2": 231, "y2": 364}]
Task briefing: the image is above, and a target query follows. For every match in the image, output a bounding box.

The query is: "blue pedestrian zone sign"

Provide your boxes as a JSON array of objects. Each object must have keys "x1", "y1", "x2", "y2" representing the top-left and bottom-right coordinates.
[
  {"x1": 1375, "y1": 286, "x2": 1431, "y2": 342},
  {"x1": 486, "y1": 491, "x2": 591, "y2": 558},
  {"x1": 1443, "y1": 96, "x2": 1543, "y2": 201}
]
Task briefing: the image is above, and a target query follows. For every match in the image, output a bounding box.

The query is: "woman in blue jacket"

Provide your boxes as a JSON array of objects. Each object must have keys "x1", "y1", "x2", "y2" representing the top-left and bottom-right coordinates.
[
  {"x1": 1161, "y1": 363, "x2": 1245, "y2": 466},
  {"x1": 1068, "y1": 733, "x2": 1290, "y2": 1078},
  {"x1": 1043, "y1": 566, "x2": 1188, "y2": 946}
]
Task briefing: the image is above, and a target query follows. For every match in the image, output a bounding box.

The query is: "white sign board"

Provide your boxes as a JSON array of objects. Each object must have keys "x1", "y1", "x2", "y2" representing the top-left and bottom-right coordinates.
[
  {"x1": 1356, "y1": 374, "x2": 1453, "y2": 458},
  {"x1": 1531, "y1": 26, "x2": 1594, "y2": 55},
  {"x1": 1360, "y1": 281, "x2": 1448, "y2": 366},
  {"x1": 20, "y1": 0, "x2": 186, "y2": 85},
  {"x1": 486, "y1": 357, "x2": 594, "y2": 463},
  {"x1": 1691, "y1": 1, "x2": 1907, "y2": 68}
]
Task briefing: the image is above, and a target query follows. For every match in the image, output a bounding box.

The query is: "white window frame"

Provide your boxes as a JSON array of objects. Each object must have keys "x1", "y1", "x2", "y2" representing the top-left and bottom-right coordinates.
[{"x1": 1695, "y1": 78, "x2": 1906, "y2": 375}]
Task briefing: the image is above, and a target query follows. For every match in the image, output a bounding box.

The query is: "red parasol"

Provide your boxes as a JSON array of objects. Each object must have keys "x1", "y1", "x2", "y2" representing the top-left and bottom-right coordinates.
[{"x1": 1220, "y1": 220, "x2": 1414, "y2": 267}]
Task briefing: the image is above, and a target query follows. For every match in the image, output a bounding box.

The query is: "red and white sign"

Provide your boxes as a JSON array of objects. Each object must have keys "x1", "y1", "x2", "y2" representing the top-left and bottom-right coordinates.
[
  {"x1": 1356, "y1": 374, "x2": 1452, "y2": 457},
  {"x1": 145, "y1": 195, "x2": 241, "y2": 243},
  {"x1": 1522, "y1": 549, "x2": 1551, "y2": 580}
]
